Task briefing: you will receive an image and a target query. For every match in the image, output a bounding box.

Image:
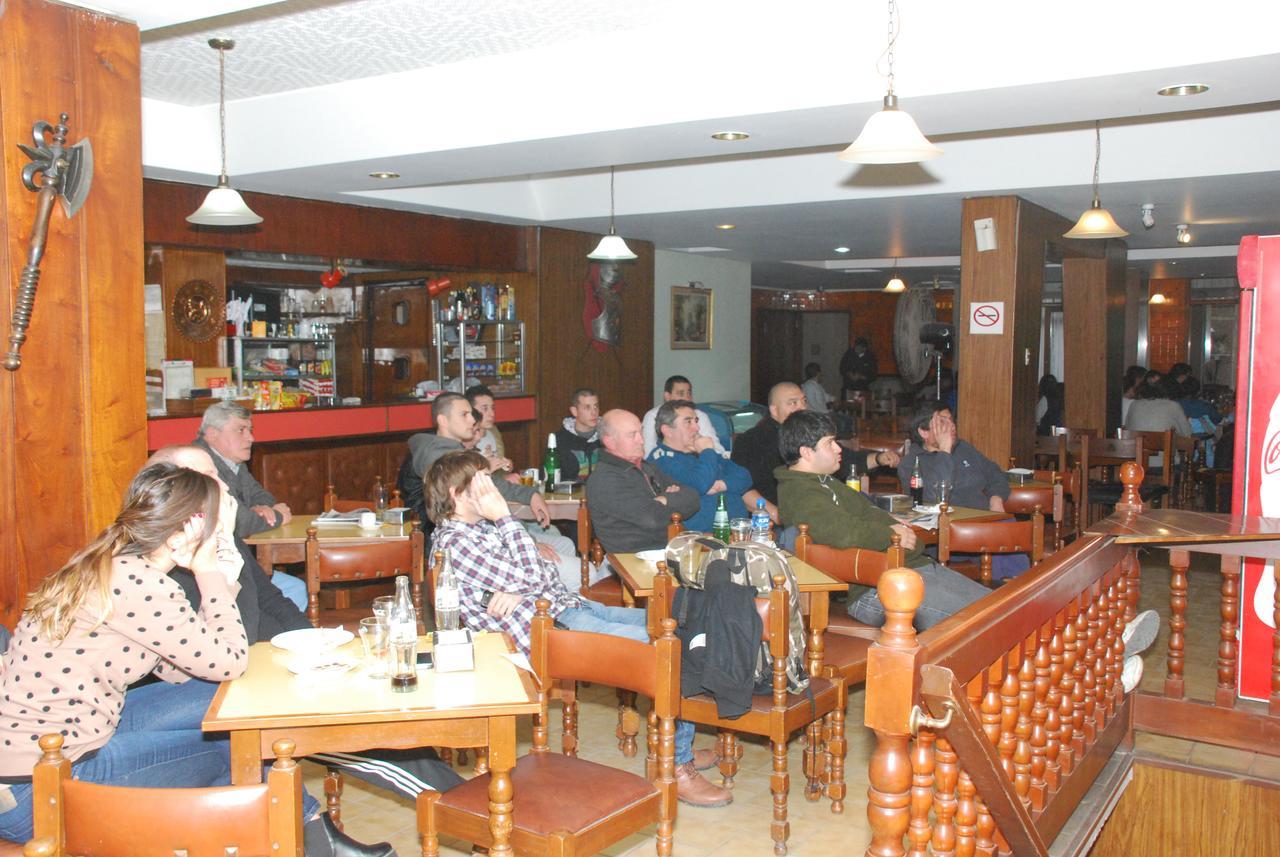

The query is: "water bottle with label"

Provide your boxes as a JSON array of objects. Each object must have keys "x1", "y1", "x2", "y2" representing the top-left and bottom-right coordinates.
[
  {"x1": 750, "y1": 498, "x2": 773, "y2": 546},
  {"x1": 434, "y1": 552, "x2": 461, "y2": 632}
]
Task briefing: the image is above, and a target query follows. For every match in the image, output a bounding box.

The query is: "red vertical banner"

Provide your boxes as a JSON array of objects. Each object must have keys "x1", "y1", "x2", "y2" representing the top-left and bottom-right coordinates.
[{"x1": 1234, "y1": 235, "x2": 1280, "y2": 701}]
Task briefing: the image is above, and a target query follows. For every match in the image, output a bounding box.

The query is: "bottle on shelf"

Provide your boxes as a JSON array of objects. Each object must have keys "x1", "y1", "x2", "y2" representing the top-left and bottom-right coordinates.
[
  {"x1": 712, "y1": 494, "x2": 730, "y2": 542},
  {"x1": 434, "y1": 553, "x2": 461, "y2": 633},
  {"x1": 750, "y1": 498, "x2": 773, "y2": 546},
  {"x1": 543, "y1": 433, "x2": 561, "y2": 493},
  {"x1": 389, "y1": 574, "x2": 419, "y2": 692},
  {"x1": 909, "y1": 458, "x2": 923, "y2": 506}
]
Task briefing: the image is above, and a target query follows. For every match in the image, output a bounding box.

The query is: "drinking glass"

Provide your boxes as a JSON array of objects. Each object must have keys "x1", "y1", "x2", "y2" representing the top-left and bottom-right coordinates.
[
  {"x1": 359, "y1": 617, "x2": 390, "y2": 679},
  {"x1": 729, "y1": 518, "x2": 751, "y2": 543},
  {"x1": 371, "y1": 596, "x2": 395, "y2": 623},
  {"x1": 936, "y1": 480, "x2": 952, "y2": 510}
]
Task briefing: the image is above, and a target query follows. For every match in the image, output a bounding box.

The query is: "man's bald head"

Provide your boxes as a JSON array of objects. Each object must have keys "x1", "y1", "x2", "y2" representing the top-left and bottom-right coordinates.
[
  {"x1": 599, "y1": 409, "x2": 645, "y2": 462},
  {"x1": 147, "y1": 445, "x2": 219, "y2": 480},
  {"x1": 768, "y1": 382, "x2": 807, "y2": 424}
]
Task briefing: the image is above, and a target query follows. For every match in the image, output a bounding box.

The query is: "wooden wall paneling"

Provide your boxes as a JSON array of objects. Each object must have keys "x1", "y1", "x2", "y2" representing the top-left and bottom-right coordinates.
[
  {"x1": 254, "y1": 447, "x2": 328, "y2": 515},
  {"x1": 144, "y1": 180, "x2": 532, "y2": 273},
  {"x1": 1122, "y1": 268, "x2": 1145, "y2": 369},
  {"x1": 1062, "y1": 257, "x2": 1109, "y2": 436},
  {"x1": 326, "y1": 441, "x2": 388, "y2": 501},
  {"x1": 0, "y1": 0, "x2": 146, "y2": 626},
  {"x1": 155, "y1": 246, "x2": 225, "y2": 366},
  {"x1": 1147, "y1": 279, "x2": 1190, "y2": 373},
  {"x1": 534, "y1": 227, "x2": 654, "y2": 452},
  {"x1": 751, "y1": 309, "x2": 803, "y2": 405}
]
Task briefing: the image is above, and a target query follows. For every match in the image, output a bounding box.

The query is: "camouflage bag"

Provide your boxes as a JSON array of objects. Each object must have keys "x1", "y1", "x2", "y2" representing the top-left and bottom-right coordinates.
[{"x1": 664, "y1": 532, "x2": 810, "y2": 695}]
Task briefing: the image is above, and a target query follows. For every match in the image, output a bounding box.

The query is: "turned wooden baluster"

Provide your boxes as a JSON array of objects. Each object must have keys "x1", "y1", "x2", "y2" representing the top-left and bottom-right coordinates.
[
  {"x1": 865, "y1": 568, "x2": 924, "y2": 857},
  {"x1": 1030, "y1": 630, "x2": 1051, "y2": 808},
  {"x1": 1110, "y1": 576, "x2": 1127, "y2": 709},
  {"x1": 1070, "y1": 598, "x2": 1089, "y2": 756},
  {"x1": 1095, "y1": 583, "x2": 1115, "y2": 724},
  {"x1": 1218, "y1": 557, "x2": 1242, "y2": 708},
  {"x1": 1166, "y1": 549, "x2": 1190, "y2": 699},
  {"x1": 973, "y1": 782, "x2": 999, "y2": 857},
  {"x1": 1013, "y1": 648, "x2": 1034, "y2": 809},
  {"x1": 1059, "y1": 608, "x2": 1080, "y2": 773},
  {"x1": 998, "y1": 659, "x2": 1019, "y2": 783},
  {"x1": 1081, "y1": 594, "x2": 1100, "y2": 743},
  {"x1": 931, "y1": 736, "x2": 958, "y2": 857},
  {"x1": 1044, "y1": 622, "x2": 1064, "y2": 789},
  {"x1": 907, "y1": 730, "x2": 936, "y2": 857},
  {"x1": 951, "y1": 766, "x2": 974, "y2": 857},
  {"x1": 1124, "y1": 549, "x2": 1141, "y2": 624}
]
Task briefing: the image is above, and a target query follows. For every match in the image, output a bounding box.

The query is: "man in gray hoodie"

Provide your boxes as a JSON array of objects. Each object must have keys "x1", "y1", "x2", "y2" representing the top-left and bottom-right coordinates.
[{"x1": 410, "y1": 393, "x2": 579, "y2": 589}]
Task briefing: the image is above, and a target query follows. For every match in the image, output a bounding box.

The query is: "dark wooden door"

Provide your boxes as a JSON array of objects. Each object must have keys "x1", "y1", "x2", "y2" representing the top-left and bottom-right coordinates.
[{"x1": 752, "y1": 310, "x2": 803, "y2": 404}]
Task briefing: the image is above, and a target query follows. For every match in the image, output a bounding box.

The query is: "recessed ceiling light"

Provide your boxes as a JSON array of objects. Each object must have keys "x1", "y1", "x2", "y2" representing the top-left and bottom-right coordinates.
[
  {"x1": 369, "y1": 170, "x2": 400, "y2": 179},
  {"x1": 834, "y1": 246, "x2": 850, "y2": 253},
  {"x1": 1157, "y1": 83, "x2": 1209, "y2": 97},
  {"x1": 715, "y1": 224, "x2": 736, "y2": 230},
  {"x1": 711, "y1": 131, "x2": 750, "y2": 141}
]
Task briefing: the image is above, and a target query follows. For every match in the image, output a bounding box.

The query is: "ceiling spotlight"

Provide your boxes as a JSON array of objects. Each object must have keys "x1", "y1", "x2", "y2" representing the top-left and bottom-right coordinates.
[
  {"x1": 1140, "y1": 203, "x2": 1155, "y2": 229},
  {"x1": 1157, "y1": 83, "x2": 1209, "y2": 97},
  {"x1": 715, "y1": 224, "x2": 736, "y2": 230},
  {"x1": 369, "y1": 170, "x2": 400, "y2": 180},
  {"x1": 1176, "y1": 224, "x2": 1191, "y2": 244},
  {"x1": 834, "y1": 246, "x2": 851, "y2": 253},
  {"x1": 1149, "y1": 292, "x2": 1167, "y2": 304},
  {"x1": 711, "y1": 131, "x2": 750, "y2": 141}
]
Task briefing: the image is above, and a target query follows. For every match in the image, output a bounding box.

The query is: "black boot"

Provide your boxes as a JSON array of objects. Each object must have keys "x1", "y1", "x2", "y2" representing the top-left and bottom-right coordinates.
[{"x1": 303, "y1": 812, "x2": 396, "y2": 857}]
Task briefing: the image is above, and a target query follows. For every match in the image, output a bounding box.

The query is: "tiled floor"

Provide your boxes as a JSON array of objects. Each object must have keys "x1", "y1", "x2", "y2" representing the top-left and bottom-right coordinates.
[{"x1": 309, "y1": 548, "x2": 1278, "y2": 856}]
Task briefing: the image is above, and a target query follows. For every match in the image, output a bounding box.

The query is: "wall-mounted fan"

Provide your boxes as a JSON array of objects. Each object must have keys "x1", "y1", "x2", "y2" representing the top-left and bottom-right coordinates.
[{"x1": 893, "y1": 286, "x2": 954, "y2": 398}]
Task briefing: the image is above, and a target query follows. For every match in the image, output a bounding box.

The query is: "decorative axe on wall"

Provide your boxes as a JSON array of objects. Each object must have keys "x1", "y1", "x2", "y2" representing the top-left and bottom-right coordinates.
[{"x1": 5, "y1": 113, "x2": 93, "y2": 371}]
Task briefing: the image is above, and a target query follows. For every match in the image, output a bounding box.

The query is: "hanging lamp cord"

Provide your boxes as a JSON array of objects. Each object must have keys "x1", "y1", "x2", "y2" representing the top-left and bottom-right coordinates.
[
  {"x1": 217, "y1": 45, "x2": 229, "y2": 178},
  {"x1": 877, "y1": 0, "x2": 901, "y2": 97},
  {"x1": 1090, "y1": 121, "x2": 1102, "y2": 207}
]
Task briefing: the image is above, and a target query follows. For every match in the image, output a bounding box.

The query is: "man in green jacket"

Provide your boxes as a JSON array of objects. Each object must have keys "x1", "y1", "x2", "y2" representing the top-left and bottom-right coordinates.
[{"x1": 775, "y1": 410, "x2": 989, "y2": 630}]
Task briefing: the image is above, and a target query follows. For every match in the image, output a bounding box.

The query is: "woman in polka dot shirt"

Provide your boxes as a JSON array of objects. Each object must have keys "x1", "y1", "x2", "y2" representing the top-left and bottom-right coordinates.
[{"x1": 0, "y1": 463, "x2": 247, "y2": 842}]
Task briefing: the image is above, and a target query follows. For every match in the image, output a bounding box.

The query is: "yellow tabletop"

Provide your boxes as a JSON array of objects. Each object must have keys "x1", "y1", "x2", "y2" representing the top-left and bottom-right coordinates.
[
  {"x1": 894, "y1": 504, "x2": 1007, "y2": 533},
  {"x1": 512, "y1": 485, "x2": 582, "y2": 522},
  {"x1": 243, "y1": 513, "x2": 416, "y2": 545},
  {"x1": 608, "y1": 550, "x2": 844, "y2": 598},
  {"x1": 203, "y1": 631, "x2": 538, "y2": 731}
]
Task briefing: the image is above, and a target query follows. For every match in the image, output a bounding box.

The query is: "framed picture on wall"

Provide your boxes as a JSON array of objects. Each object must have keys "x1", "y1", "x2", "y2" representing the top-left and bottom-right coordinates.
[{"x1": 671, "y1": 286, "x2": 712, "y2": 350}]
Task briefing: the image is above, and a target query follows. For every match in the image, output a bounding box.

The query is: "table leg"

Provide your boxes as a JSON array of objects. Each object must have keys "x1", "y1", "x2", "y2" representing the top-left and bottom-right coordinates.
[
  {"x1": 255, "y1": 544, "x2": 275, "y2": 575},
  {"x1": 487, "y1": 715, "x2": 516, "y2": 857},
  {"x1": 230, "y1": 729, "x2": 264, "y2": 785}
]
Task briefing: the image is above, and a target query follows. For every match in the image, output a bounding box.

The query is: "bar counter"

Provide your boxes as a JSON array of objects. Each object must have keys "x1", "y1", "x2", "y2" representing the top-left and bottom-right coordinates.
[{"x1": 147, "y1": 394, "x2": 539, "y2": 515}]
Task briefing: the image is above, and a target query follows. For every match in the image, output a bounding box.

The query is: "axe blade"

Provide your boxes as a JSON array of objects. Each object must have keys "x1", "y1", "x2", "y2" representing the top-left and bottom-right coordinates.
[{"x1": 59, "y1": 138, "x2": 93, "y2": 219}]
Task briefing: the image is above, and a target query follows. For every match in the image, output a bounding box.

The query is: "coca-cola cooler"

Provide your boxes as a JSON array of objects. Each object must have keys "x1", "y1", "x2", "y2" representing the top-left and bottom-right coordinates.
[{"x1": 1232, "y1": 234, "x2": 1280, "y2": 702}]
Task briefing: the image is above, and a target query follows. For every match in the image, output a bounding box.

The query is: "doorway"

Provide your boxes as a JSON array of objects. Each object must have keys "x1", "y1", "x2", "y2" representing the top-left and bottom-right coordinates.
[{"x1": 751, "y1": 309, "x2": 850, "y2": 404}]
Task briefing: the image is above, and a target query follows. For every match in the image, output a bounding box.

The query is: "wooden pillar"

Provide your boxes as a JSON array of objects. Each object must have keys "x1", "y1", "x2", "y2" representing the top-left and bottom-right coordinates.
[
  {"x1": 1062, "y1": 242, "x2": 1126, "y2": 436},
  {"x1": 1146, "y1": 278, "x2": 1190, "y2": 373},
  {"x1": 0, "y1": 0, "x2": 146, "y2": 626}
]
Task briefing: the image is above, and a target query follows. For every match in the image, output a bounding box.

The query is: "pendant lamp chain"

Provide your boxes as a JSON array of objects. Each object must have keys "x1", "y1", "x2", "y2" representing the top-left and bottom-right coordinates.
[
  {"x1": 217, "y1": 43, "x2": 229, "y2": 178},
  {"x1": 609, "y1": 166, "x2": 617, "y2": 229},
  {"x1": 1088, "y1": 120, "x2": 1102, "y2": 207},
  {"x1": 884, "y1": 0, "x2": 897, "y2": 98}
]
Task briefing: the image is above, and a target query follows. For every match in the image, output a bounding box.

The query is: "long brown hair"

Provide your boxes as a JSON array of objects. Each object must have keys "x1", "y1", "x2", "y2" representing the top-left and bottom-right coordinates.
[
  {"x1": 424, "y1": 450, "x2": 488, "y2": 524},
  {"x1": 24, "y1": 463, "x2": 221, "y2": 643}
]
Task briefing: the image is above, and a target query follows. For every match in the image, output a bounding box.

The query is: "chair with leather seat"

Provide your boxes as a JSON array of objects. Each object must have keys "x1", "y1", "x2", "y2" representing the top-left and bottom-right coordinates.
[
  {"x1": 418, "y1": 606, "x2": 682, "y2": 857},
  {"x1": 937, "y1": 505, "x2": 1044, "y2": 587},
  {"x1": 1004, "y1": 468, "x2": 1078, "y2": 552},
  {"x1": 23, "y1": 734, "x2": 302, "y2": 857},
  {"x1": 303, "y1": 524, "x2": 425, "y2": 628},
  {"x1": 648, "y1": 565, "x2": 847, "y2": 855}
]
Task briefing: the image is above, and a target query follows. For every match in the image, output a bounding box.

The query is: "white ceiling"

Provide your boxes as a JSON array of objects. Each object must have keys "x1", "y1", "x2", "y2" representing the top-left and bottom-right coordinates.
[{"x1": 71, "y1": 0, "x2": 1280, "y2": 289}]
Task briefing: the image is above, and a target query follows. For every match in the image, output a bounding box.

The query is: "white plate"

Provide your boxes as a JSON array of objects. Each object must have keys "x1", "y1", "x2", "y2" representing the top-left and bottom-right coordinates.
[
  {"x1": 286, "y1": 655, "x2": 358, "y2": 676},
  {"x1": 912, "y1": 504, "x2": 942, "y2": 515},
  {"x1": 635, "y1": 549, "x2": 665, "y2": 563},
  {"x1": 270, "y1": 627, "x2": 354, "y2": 653}
]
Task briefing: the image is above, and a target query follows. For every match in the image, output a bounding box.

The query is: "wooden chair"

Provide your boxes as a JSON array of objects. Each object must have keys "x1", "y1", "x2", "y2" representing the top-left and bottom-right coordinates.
[
  {"x1": 576, "y1": 484, "x2": 625, "y2": 607},
  {"x1": 791, "y1": 524, "x2": 904, "y2": 688},
  {"x1": 419, "y1": 606, "x2": 682, "y2": 857},
  {"x1": 303, "y1": 524, "x2": 425, "y2": 628},
  {"x1": 649, "y1": 565, "x2": 847, "y2": 855},
  {"x1": 1073, "y1": 435, "x2": 1168, "y2": 524},
  {"x1": 1005, "y1": 467, "x2": 1079, "y2": 551},
  {"x1": 23, "y1": 734, "x2": 302, "y2": 857},
  {"x1": 323, "y1": 475, "x2": 402, "y2": 512},
  {"x1": 937, "y1": 504, "x2": 1044, "y2": 586}
]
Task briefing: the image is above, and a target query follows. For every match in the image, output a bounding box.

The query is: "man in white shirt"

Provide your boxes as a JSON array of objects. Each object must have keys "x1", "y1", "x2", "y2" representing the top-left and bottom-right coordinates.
[
  {"x1": 641, "y1": 375, "x2": 728, "y2": 457},
  {"x1": 801, "y1": 362, "x2": 834, "y2": 414}
]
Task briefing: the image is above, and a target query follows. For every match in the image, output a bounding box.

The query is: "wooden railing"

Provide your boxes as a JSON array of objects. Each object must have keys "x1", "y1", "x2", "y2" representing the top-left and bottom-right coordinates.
[{"x1": 861, "y1": 465, "x2": 1280, "y2": 856}]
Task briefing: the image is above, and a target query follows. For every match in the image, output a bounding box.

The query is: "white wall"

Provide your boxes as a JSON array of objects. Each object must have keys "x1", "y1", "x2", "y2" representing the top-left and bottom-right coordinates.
[{"x1": 652, "y1": 250, "x2": 752, "y2": 405}]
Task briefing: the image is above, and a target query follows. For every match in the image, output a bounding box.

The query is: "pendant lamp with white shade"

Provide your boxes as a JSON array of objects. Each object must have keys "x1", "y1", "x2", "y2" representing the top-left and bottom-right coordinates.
[
  {"x1": 587, "y1": 166, "x2": 636, "y2": 261},
  {"x1": 187, "y1": 39, "x2": 262, "y2": 227},
  {"x1": 839, "y1": 0, "x2": 941, "y2": 165},
  {"x1": 1063, "y1": 122, "x2": 1127, "y2": 240}
]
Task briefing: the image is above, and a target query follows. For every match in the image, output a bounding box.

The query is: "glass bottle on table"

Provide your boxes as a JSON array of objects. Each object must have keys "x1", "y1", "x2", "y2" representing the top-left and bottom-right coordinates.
[
  {"x1": 373, "y1": 476, "x2": 388, "y2": 518},
  {"x1": 542, "y1": 433, "x2": 561, "y2": 493},
  {"x1": 388, "y1": 574, "x2": 419, "y2": 692},
  {"x1": 434, "y1": 552, "x2": 461, "y2": 632},
  {"x1": 712, "y1": 494, "x2": 730, "y2": 542},
  {"x1": 909, "y1": 458, "x2": 924, "y2": 507},
  {"x1": 750, "y1": 497, "x2": 773, "y2": 546}
]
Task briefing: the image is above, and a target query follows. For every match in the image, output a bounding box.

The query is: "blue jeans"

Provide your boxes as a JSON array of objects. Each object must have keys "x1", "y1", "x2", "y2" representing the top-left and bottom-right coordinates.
[
  {"x1": 849, "y1": 561, "x2": 990, "y2": 631},
  {"x1": 271, "y1": 571, "x2": 309, "y2": 611},
  {"x1": 558, "y1": 601, "x2": 697, "y2": 765}
]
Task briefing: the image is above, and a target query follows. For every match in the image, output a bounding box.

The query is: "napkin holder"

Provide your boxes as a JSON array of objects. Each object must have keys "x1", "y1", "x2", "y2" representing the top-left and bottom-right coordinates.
[
  {"x1": 432, "y1": 628, "x2": 475, "y2": 672},
  {"x1": 871, "y1": 493, "x2": 913, "y2": 514},
  {"x1": 382, "y1": 506, "x2": 410, "y2": 524}
]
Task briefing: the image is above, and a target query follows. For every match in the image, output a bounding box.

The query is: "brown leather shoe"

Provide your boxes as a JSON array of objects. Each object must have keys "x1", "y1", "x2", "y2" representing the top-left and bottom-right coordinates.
[
  {"x1": 676, "y1": 761, "x2": 733, "y2": 807},
  {"x1": 691, "y1": 747, "x2": 720, "y2": 771}
]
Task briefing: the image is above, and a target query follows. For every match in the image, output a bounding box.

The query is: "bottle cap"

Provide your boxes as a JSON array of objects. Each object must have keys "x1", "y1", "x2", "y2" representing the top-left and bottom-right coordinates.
[{"x1": 547, "y1": 433, "x2": 557, "y2": 447}]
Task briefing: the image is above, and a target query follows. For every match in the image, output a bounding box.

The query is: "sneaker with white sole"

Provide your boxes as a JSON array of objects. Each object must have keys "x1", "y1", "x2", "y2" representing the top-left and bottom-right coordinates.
[
  {"x1": 1122, "y1": 609, "x2": 1159, "y2": 658},
  {"x1": 1121, "y1": 655, "x2": 1144, "y2": 693}
]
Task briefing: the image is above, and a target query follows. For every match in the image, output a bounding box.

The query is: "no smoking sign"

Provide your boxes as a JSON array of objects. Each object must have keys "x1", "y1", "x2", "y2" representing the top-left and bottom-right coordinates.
[{"x1": 968, "y1": 301, "x2": 1005, "y2": 335}]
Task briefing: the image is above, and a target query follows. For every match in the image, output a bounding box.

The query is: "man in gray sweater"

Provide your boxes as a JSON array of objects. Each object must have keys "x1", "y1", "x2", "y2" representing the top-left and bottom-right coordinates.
[{"x1": 410, "y1": 393, "x2": 579, "y2": 588}]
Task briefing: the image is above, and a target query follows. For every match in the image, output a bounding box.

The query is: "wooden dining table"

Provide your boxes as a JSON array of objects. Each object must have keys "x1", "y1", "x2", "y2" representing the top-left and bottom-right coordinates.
[
  {"x1": 512, "y1": 484, "x2": 582, "y2": 522},
  {"x1": 244, "y1": 514, "x2": 416, "y2": 572},
  {"x1": 893, "y1": 504, "x2": 1008, "y2": 545},
  {"x1": 203, "y1": 630, "x2": 540, "y2": 857}
]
